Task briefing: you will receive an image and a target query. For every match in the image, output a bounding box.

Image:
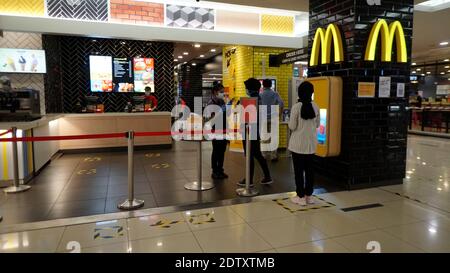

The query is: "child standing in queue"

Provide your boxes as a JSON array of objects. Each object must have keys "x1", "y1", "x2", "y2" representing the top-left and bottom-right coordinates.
[{"x1": 288, "y1": 81, "x2": 320, "y2": 206}]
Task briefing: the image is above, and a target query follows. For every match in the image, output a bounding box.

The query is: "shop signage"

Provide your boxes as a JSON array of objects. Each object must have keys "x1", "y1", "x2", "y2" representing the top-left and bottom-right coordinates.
[
  {"x1": 365, "y1": 19, "x2": 407, "y2": 63},
  {"x1": 278, "y1": 48, "x2": 308, "y2": 65},
  {"x1": 310, "y1": 23, "x2": 344, "y2": 66},
  {"x1": 358, "y1": 82, "x2": 376, "y2": 98}
]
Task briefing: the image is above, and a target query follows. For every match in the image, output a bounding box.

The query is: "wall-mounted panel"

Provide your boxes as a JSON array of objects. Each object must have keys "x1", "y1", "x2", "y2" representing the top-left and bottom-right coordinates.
[
  {"x1": 47, "y1": 0, "x2": 108, "y2": 21},
  {"x1": 261, "y1": 15, "x2": 294, "y2": 36},
  {"x1": 215, "y1": 10, "x2": 259, "y2": 34},
  {"x1": 0, "y1": 0, "x2": 45, "y2": 17},
  {"x1": 166, "y1": 5, "x2": 215, "y2": 30},
  {"x1": 110, "y1": 0, "x2": 164, "y2": 26}
]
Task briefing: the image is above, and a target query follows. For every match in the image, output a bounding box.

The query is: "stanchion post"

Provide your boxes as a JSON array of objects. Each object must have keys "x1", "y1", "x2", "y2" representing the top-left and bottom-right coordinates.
[
  {"x1": 118, "y1": 131, "x2": 144, "y2": 210},
  {"x1": 236, "y1": 124, "x2": 259, "y2": 197},
  {"x1": 184, "y1": 139, "x2": 215, "y2": 191},
  {"x1": 4, "y1": 127, "x2": 31, "y2": 194}
]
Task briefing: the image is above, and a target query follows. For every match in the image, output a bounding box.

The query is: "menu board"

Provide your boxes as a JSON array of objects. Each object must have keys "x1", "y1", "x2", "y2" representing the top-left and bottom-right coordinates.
[
  {"x1": 133, "y1": 58, "x2": 154, "y2": 93},
  {"x1": 317, "y1": 109, "x2": 327, "y2": 145},
  {"x1": 90, "y1": 56, "x2": 113, "y2": 92},
  {"x1": 0, "y1": 48, "x2": 47, "y2": 74},
  {"x1": 113, "y1": 57, "x2": 134, "y2": 92}
]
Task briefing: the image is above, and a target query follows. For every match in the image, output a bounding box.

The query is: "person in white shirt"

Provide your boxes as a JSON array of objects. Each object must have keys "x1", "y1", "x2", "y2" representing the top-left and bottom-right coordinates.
[{"x1": 288, "y1": 81, "x2": 320, "y2": 206}]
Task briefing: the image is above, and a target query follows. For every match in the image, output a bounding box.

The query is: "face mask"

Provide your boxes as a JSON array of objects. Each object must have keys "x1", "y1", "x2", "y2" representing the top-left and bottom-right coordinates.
[
  {"x1": 145, "y1": 92, "x2": 150, "y2": 96},
  {"x1": 217, "y1": 93, "x2": 224, "y2": 99}
]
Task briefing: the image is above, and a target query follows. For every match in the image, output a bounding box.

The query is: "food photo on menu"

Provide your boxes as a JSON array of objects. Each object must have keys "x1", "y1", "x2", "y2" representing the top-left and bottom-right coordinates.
[
  {"x1": 133, "y1": 57, "x2": 155, "y2": 93},
  {"x1": 0, "y1": 48, "x2": 46, "y2": 73}
]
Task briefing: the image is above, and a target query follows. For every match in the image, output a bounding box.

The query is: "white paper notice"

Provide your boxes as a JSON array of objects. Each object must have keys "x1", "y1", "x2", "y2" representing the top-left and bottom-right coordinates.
[
  {"x1": 396, "y1": 83, "x2": 405, "y2": 98},
  {"x1": 378, "y1": 77, "x2": 391, "y2": 98}
]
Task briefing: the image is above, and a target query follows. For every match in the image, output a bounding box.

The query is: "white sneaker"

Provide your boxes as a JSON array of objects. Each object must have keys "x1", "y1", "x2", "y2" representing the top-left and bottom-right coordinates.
[
  {"x1": 306, "y1": 196, "x2": 315, "y2": 205},
  {"x1": 291, "y1": 196, "x2": 307, "y2": 206}
]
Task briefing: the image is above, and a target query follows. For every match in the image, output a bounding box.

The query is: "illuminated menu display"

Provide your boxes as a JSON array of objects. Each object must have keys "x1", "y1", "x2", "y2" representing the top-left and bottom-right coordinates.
[
  {"x1": 133, "y1": 58, "x2": 154, "y2": 93},
  {"x1": 113, "y1": 57, "x2": 134, "y2": 92},
  {"x1": 89, "y1": 56, "x2": 113, "y2": 92}
]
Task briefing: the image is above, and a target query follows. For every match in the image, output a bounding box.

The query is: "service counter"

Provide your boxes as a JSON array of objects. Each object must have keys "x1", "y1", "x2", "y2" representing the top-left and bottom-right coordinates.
[{"x1": 0, "y1": 112, "x2": 172, "y2": 184}]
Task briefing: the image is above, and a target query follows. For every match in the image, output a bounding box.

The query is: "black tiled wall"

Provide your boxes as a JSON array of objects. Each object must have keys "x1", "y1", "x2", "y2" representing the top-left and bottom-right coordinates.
[
  {"x1": 43, "y1": 35, "x2": 175, "y2": 113},
  {"x1": 179, "y1": 64, "x2": 204, "y2": 111},
  {"x1": 309, "y1": 0, "x2": 413, "y2": 189}
]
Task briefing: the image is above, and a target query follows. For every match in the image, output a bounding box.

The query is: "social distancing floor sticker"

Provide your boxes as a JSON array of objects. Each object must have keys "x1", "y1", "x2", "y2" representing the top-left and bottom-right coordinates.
[{"x1": 273, "y1": 195, "x2": 336, "y2": 213}]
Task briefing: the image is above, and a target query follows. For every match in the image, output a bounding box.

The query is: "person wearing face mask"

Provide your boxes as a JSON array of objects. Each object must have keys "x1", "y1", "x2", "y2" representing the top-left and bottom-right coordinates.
[
  {"x1": 207, "y1": 82, "x2": 229, "y2": 180},
  {"x1": 144, "y1": 86, "x2": 158, "y2": 112}
]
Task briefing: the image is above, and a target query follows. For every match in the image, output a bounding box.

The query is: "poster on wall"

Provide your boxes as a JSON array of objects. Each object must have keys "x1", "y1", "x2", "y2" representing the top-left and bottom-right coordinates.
[
  {"x1": 0, "y1": 48, "x2": 47, "y2": 74},
  {"x1": 396, "y1": 83, "x2": 405, "y2": 98},
  {"x1": 317, "y1": 109, "x2": 327, "y2": 145},
  {"x1": 113, "y1": 57, "x2": 134, "y2": 92},
  {"x1": 436, "y1": 85, "x2": 450, "y2": 95},
  {"x1": 133, "y1": 58, "x2": 154, "y2": 93},
  {"x1": 378, "y1": 76, "x2": 391, "y2": 98},
  {"x1": 89, "y1": 55, "x2": 113, "y2": 92},
  {"x1": 358, "y1": 82, "x2": 376, "y2": 98}
]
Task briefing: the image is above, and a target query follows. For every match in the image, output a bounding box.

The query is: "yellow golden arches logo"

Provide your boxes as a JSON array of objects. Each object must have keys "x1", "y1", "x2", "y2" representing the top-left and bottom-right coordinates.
[
  {"x1": 364, "y1": 19, "x2": 407, "y2": 63},
  {"x1": 310, "y1": 24, "x2": 345, "y2": 66}
]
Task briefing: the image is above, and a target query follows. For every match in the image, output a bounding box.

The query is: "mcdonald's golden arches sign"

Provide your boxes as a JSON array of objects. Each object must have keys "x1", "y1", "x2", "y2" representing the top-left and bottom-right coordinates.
[{"x1": 309, "y1": 19, "x2": 408, "y2": 66}]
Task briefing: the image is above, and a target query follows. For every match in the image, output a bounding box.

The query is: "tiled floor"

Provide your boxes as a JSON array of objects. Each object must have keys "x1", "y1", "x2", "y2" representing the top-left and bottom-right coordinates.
[
  {"x1": 0, "y1": 141, "x2": 340, "y2": 226},
  {"x1": 0, "y1": 189, "x2": 448, "y2": 253}
]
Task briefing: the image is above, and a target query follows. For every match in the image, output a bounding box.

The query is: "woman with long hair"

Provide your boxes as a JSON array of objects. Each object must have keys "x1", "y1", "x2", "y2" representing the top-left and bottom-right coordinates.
[{"x1": 288, "y1": 81, "x2": 320, "y2": 206}]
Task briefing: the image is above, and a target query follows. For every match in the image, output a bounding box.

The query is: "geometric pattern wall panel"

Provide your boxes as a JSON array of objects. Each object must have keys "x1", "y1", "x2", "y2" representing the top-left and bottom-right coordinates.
[
  {"x1": 110, "y1": 0, "x2": 164, "y2": 26},
  {"x1": 43, "y1": 35, "x2": 175, "y2": 113},
  {"x1": 47, "y1": 0, "x2": 108, "y2": 21},
  {"x1": 166, "y1": 5, "x2": 215, "y2": 30},
  {"x1": 0, "y1": 0, "x2": 45, "y2": 16},
  {"x1": 0, "y1": 31, "x2": 46, "y2": 114},
  {"x1": 215, "y1": 10, "x2": 259, "y2": 34},
  {"x1": 261, "y1": 15, "x2": 294, "y2": 36}
]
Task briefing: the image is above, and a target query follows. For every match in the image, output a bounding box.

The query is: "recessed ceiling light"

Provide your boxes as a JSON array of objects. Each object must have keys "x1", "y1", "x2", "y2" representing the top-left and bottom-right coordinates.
[
  {"x1": 210, "y1": 49, "x2": 216, "y2": 52},
  {"x1": 421, "y1": 74, "x2": 426, "y2": 76},
  {"x1": 416, "y1": 68, "x2": 421, "y2": 71},
  {"x1": 178, "y1": 56, "x2": 183, "y2": 59},
  {"x1": 445, "y1": 59, "x2": 450, "y2": 62},
  {"x1": 412, "y1": 71, "x2": 417, "y2": 74},
  {"x1": 192, "y1": 63, "x2": 196, "y2": 66},
  {"x1": 445, "y1": 66, "x2": 450, "y2": 68},
  {"x1": 194, "y1": 44, "x2": 201, "y2": 48},
  {"x1": 200, "y1": 55, "x2": 205, "y2": 58},
  {"x1": 174, "y1": 59, "x2": 178, "y2": 62},
  {"x1": 183, "y1": 52, "x2": 189, "y2": 55},
  {"x1": 427, "y1": 72, "x2": 431, "y2": 74},
  {"x1": 441, "y1": 42, "x2": 449, "y2": 46},
  {"x1": 412, "y1": 62, "x2": 417, "y2": 65},
  {"x1": 416, "y1": 0, "x2": 450, "y2": 12},
  {"x1": 441, "y1": 72, "x2": 445, "y2": 75}
]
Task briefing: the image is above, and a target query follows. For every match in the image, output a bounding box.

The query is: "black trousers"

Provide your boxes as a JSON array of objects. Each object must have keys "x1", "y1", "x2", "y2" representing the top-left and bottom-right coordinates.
[
  {"x1": 211, "y1": 140, "x2": 227, "y2": 174},
  {"x1": 243, "y1": 139, "x2": 271, "y2": 184},
  {"x1": 291, "y1": 153, "x2": 315, "y2": 198}
]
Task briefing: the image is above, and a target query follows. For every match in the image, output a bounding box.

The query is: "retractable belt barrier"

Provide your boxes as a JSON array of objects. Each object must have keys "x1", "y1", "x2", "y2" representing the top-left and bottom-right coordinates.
[{"x1": 0, "y1": 127, "x2": 241, "y2": 215}]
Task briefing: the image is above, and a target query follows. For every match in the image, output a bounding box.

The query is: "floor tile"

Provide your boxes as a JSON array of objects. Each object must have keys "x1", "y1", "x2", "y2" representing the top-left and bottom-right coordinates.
[
  {"x1": 57, "y1": 186, "x2": 108, "y2": 202},
  {"x1": 107, "y1": 182, "x2": 152, "y2": 198},
  {"x1": 230, "y1": 201, "x2": 294, "y2": 223},
  {"x1": 130, "y1": 232, "x2": 202, "y2": 253},
  {"x1": 183, "y1": 206, "x2": 245, "y2": 231},
  {"x1": 0, "y1": 227, "x2": 64, "y2": 253},
  {"x1": 249, "y1": 216, "x2": 327, "y2": 248},
  {"x1": 105, "y1": 194, "x2": 157, "y2": 214},
  {"x1": 382, "y1": 200, "x2": 448, "y2": 221},
  {"x1": 48, "y1": 199, "x2": 106, "y2": 219},
  {"x1": 383, "y1": 222, "x2": 450, "y2": 253},
  {"x1": 300, "y1": 210, "x2": 375, "y2": 237},
  {"x1": 127, "y1": 212, "x2": 190, "y2": 241},
  {"x1": 193, "y1": 224, "x2": 272, "y2": 253},
  {"x1": 57, "y1": 219, "x2": 128, "y2": 252},
  {"x1": 348, "y1": 206, "x2": 422, "y2": 228},
  {"x1": 334, "y1": 230, "x2": 423, "y2": 253},
  {"x1": 276, "y1": 239, "x2": 350, "y2": 253},
  {"x1": 81, "y1": 242, "x2": 129, "y2": 253}
]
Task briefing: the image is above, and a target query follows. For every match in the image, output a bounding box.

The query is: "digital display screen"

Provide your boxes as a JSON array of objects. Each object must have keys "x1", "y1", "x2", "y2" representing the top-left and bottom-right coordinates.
[
  {"x1": 258, "y1": 79, "x2": 277, "y2": 93},
  {"x1": 317, "y1": 109, "x2": 327, "y2": 145},
  {"x1": 113, "y1": 57, "x2": 134, "y2": 92},
  {"x1": 133, "y1": 58, "x2": 154, "y2": 93},
  {"x1": 0, "y1": 48, "x2": 46, "y2": 74},
  {"x1": 90, "y1": 56, "x2": 113, "y2": 92}
]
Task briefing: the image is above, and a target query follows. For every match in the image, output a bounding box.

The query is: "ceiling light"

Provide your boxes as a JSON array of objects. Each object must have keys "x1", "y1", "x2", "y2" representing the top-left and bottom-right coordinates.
[
  {"x1": 444, "y1": 59, "x2": 450, "y2": 62},
  {"x1": 416, "y1": 68, "x2": 421, "y2": 71},
  {"x1": 416, "y1": 0, "x2": 450, "y2": 12},
  {"x1": 412, "y1": 71, "x2": 416, "y2": 74},
  {"x1": 440, "y1": 41, "x2": 449, "y2": 46},
  {"x1": 427, "y1": 72, "x2": 431, "y2": 74},
  {"x1": 174, "y1": 59, "x2": 178, "y2": 62},
  {"x1": 412, "y1": 62, "x2": 417, "y2": 66},
  {"x1": 183, "y1": 52, "x2": 189, "y2": 55},
  {"x1": 192, "y1": 63, "x2": 197, "y2": 66},
  {"x1": 421, "y1": 74, "x2": 426, "y2": 76},
  {"x1": 178, "y1": 56, "x2": 183, "y2": 59},
  {"x1": 210, "y1": 49, "x2": 216, "y2": 52},
  {"x1": 441, "y1": 72, "x2": 445, "y2": 75},
  {"x1": 194, "y1": 44, "x2": 201, "y2": 48},
  {"x1": 200, "y1": 55, "x2": 205, "y2": 58},
  {"x1": 445, "y1": 66, "x2": 450, "y2": 68}
]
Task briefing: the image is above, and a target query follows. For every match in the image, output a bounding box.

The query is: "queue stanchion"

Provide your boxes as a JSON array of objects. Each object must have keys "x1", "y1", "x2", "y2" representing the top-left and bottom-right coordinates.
[
  {"x1": 118, "y1": 131, "x2": 144, "y2": 210},
  {"x1": 184, "y1": 138, "x2": 215, "y2": 191},
  {"x1": 4, "y1": 127, "x2": 31, "y2": 194},
  {"x1": 236, "y1": 123, "x2": 259, "y2": 197}
]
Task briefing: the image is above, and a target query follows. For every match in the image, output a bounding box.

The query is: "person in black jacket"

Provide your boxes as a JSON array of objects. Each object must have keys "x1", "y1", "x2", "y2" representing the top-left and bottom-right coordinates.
[
  {"x1": 207, "y1": 82, "x2": 229, "y2": 180},
  {"x1": 238, "y1": 78, "x2": 273, "y2": 187}
]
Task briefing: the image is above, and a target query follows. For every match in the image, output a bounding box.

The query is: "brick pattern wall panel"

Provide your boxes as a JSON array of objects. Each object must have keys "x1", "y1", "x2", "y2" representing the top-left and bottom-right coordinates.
[
  {"x1": 47, "y1": 0, "x2": 108, "y2": 21},
  {"x1": 261, "y1": 15, "x2": 295, "y2": 36},
  {"x1": 43, "y1": 35, "x2": 174, "y2": 113},
  {"x1": 0, "y1": 0, "x2": 45, "y2": 16},
  {"x1": 0, "y1": 32, "x2": 46, "y2": 114},
  {"x1": 110, "y1": 0, "x2": 164, "y2": 26},
  {"x1": 308, "y1": 0, "x2": 413, "y2": 188},
  {"x1": 166, "y1": 5, "x2": 215, "y2": 30}
]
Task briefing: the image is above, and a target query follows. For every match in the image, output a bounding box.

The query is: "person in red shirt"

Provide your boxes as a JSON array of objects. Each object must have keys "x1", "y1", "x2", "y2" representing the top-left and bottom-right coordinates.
[{"x1": 144, "y1": 86, "x2": 158, "y2": 112}]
